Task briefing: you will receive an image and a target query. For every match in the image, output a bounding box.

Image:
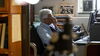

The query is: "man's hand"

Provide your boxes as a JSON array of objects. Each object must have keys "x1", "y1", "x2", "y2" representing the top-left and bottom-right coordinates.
[{"x1": 52, "y1": 17, "x2": 57, "y2": 26}]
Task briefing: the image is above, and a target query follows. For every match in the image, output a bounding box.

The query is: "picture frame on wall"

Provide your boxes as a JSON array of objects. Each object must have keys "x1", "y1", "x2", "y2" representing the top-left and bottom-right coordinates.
[
  {"x1": 83, "y1": 0, "x2": 93, "y2": 11},
  {"x1": 60, "y1": 6, "x2": 74, "y2": 14},
  {"x1": 42, "y1": 6, "x2": 53, "y2": 12}
]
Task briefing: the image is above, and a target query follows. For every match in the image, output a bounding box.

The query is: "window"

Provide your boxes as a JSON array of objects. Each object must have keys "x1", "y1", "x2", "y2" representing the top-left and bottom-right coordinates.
[
  {"x1": 78, "y1": 0, "x2": 95, "y2": 13},
  {"x1": 83, "y1": 0, "x2": 93, "y2": 11},
  {"x1": 97, "y1": 0, "x2": 100, "y2": 10}
]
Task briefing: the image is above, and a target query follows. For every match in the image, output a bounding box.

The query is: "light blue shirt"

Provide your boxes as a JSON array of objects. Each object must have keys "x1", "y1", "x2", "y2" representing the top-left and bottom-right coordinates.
[{"x1": 37, "y1": 23, "x2": 52, "y2": 45}]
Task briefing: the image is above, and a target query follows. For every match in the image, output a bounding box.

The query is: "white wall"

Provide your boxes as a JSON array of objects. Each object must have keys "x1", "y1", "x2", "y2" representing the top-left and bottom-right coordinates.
[
  {"x1": 72, "y1": 17, "x2": 89, "y2": 30},
  {"x1": 34, "y1": 0, "x2": 76, "y2": 15},
  {"x1": 34, "y1": 0, "x2": 90, "y2": 29},
  {"x1": 97, "y1": 0, "x2": 100, "y2": 10}
]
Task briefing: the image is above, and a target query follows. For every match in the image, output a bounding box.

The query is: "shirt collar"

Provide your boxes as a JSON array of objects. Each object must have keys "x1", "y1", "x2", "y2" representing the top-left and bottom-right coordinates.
[{"x1": 40, "y1": 23, "x2": 50, "y2": 28}]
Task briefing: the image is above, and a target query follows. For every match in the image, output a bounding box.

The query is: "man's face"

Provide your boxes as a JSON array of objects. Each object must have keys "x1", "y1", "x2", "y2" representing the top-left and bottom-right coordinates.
[{"x1": 43, "y1": 14, "x2": 57, "y2": 25}]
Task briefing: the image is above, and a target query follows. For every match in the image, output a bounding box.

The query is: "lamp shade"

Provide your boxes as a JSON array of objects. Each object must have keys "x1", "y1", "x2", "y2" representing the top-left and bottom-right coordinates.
[
  {"x1": 15, "y1": 0, "x2": 40, "y2": 5},
  {"x1": 24, "y1": 0, "x2": 40, "y2": 4},
  {"x1": 15, "y1": 0, "x2": 26, "y2": 5}
]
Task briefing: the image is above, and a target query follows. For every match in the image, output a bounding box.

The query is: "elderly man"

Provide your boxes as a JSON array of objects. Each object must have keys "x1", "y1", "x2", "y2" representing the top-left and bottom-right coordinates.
[{"x1": 37, "y1": 9, "x2": 61, "y2": 45}]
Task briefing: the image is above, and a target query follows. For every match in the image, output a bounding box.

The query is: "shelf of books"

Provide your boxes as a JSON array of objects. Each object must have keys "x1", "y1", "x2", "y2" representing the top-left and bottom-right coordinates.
[
  {"x1": 0, "y1": 15, "x2": 8, "y2": 56},
  {"x1": 0, "y1": 14, "x2": 8, "y2": 17},
  {"x1": 0, "y1": 0, "x2": 22, "y2": 56},
  {"x1": 0, "y1": 49, "x2": 8, "y2": 54}
]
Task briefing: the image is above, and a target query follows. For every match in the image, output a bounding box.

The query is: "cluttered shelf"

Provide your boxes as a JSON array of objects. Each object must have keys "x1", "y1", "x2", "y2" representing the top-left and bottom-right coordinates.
[
  {"x1": 0, "y1": 49, "x2": 8, "y2": 54},
  {"x1": 0, "y1": 14, "x2": 8, "y2": 18},
  {"x1": 55, "y1": 14, "x2": 68, "y2": 29},
  {"x1": 0, "y1": 15, "x2": 8, "y2": 56}
]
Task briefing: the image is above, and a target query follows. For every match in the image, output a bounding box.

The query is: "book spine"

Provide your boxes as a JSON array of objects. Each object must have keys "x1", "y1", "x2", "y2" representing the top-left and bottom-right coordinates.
[
  {"x1": 0, "y1": 24, "x2": 3, "y2": 47},
  {"x1": 0, "y1": 23, "x2": 6, "y2": 48}
]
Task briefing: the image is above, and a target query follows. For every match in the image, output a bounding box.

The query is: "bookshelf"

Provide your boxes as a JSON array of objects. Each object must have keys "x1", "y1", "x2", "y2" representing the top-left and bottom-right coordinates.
[
  {"x1": 0, "y1": 49, "x2": 8, "y2": 54},
  {"x1": 0, "y1": 0, "x2": 22, "y2": 56},
  {"x1": 54, "y1": 14, "x2": 67, "y2": 30},
  {"x1": 0, "y1": 15, "x2": 8, "y2": 56},
  {"x1": 0, "y1": 0, "x2": 9, "y2": 13}
]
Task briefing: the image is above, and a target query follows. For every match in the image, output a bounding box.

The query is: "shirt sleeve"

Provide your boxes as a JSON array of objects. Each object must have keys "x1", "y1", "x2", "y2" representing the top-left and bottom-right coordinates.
[{"x1": 37, "y1": 27, "x2": 51, "y2": 45}]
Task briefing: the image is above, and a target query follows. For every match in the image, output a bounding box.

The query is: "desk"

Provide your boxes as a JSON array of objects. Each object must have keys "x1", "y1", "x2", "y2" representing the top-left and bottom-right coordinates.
[
  {"x1": 74, "y1": 36, "x2": 100, "y2": 56},
  {"x1": 87, "y1": 41, "x2": 100, "y2": 56},
  {"x1": 73, "y1": 36, "x2": 89, "y2": 56}
]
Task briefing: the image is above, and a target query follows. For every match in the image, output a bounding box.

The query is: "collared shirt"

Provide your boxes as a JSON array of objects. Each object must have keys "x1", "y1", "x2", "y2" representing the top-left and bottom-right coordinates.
[
  {"x1": 49, "y1": 23, "x2": 62, "y2": 32},
  {"x1": 37, "y1": 23, "x2": 52, "y2": 45},
  {"x1": 37, "y1": 23, "x2": 61, "y2": 45}
]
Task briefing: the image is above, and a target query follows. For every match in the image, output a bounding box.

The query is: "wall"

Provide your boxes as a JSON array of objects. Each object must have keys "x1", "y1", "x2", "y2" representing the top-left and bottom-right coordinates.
[
  {"x1": 35, "y1": 0, "x2": 77, "y2": 16},
  {"x1": 72, "y1": 17, "x2": 89, "y2": 30},
  {"x1": 35, "y1": 0, "x2": 90, "y2": 30},
  {"x1": 35, "y1": 0, "x2": 89, "y2": 26},
  {"x1": 34, "y1": 0, "x2": 90, "y2": 17}
]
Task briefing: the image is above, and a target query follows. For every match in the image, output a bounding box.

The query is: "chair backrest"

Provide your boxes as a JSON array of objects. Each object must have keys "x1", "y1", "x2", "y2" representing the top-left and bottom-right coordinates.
[
  {"x1": 30, "y1": 25, "x2": 45, "y2": 55},
  {"x1": 30, "y1": 43, "x2": 37, "y2": 56}
]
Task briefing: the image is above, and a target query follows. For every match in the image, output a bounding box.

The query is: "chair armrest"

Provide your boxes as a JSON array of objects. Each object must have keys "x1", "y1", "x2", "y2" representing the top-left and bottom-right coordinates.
[{"x1": 30, "y1": 43, "x2": 37, "y2": 56}]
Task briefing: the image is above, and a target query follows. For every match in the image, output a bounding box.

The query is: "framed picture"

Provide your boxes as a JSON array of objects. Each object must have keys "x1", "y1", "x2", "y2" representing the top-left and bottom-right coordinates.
[
  {"x1": 42, "y1": 6, "x2": 53, "y2": 12},
  {"x1": 83, "y1": 0, "x2": 93, "y2": 11},
  {"x1": 60, "y1": 6, "x2": 74, "y2": 14}
]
